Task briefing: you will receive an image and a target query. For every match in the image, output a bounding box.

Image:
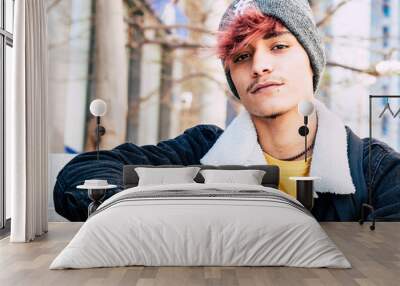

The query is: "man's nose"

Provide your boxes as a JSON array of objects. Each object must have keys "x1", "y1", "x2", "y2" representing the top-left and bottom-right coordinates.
[{"x1": 251, "y1": 48, "x2": 273, "y2": 77}]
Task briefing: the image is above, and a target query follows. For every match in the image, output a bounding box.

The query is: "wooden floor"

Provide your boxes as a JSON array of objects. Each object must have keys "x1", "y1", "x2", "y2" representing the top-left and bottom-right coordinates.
[{"x1": 0, "y1": 222, "x2": 399, "y2": 286}]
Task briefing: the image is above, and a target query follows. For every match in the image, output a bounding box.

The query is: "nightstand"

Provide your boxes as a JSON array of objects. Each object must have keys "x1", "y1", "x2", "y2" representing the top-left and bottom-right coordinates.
[{"x1": 77, "y1": 180, "x2": 117, "y2": 217}]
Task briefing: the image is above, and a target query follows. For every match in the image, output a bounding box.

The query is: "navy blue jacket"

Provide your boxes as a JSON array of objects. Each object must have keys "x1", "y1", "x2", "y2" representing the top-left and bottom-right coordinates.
[{"x1": 54, "y1": 124, "x2": 400, "y2": 222}]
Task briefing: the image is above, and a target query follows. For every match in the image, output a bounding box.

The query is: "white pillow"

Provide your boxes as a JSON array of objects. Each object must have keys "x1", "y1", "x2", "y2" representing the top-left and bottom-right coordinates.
[
  {"x1": 135, "y1": 167, "x2": 201, "y2": 186},
  {"x1": 200, "y1": 169, "x2": 266, "y2": 185}
]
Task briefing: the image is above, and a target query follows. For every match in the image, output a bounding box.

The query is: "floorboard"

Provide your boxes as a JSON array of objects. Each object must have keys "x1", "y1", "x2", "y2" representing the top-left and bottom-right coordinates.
[{"x1": 0, "y1": 222, "x2": 399, "y2": 286}]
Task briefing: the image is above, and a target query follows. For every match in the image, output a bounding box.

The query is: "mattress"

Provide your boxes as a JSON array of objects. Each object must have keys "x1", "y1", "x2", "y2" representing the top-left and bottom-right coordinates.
[{"x1": 50, "y1": 183, "x2": 351, "y2": 269}]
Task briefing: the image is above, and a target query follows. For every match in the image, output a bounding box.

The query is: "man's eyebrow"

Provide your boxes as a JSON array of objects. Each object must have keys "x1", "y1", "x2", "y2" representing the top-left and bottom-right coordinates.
[{"x1": 263, "y1": 31, "x2": 292, "y2": 40}]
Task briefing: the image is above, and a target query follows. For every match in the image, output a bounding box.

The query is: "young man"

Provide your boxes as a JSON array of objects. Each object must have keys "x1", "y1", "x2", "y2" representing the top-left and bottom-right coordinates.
[{"x1": 54, "y1": 0, "x2": 400, "y2": 222}]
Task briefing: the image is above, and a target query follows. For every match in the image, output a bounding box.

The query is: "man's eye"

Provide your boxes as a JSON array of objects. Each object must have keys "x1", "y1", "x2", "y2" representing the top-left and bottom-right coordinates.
[
  {"x1": 233, "y1": 53, "x2": 250, "y2": 63},
  {"x1": 272, "y1": 44, "x2": 289, "y2": 50}
]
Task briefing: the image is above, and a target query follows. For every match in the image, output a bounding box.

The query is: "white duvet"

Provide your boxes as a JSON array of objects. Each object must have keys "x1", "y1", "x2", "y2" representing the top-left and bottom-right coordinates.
[{"x1": 50, "y1": 183, "x2": 351, "y2": 269}]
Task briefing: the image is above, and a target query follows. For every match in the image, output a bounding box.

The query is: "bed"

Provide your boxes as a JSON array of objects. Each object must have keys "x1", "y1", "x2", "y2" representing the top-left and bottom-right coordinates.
[{"x1": 49, "y1": 165, "x2": 351, "y2": 269}]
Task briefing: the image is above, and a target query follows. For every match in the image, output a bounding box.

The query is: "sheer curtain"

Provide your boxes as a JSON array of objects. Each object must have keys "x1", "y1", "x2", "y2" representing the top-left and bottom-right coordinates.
[{"x1": 8, "y1": 0, "x2": 49, "y2": 242}]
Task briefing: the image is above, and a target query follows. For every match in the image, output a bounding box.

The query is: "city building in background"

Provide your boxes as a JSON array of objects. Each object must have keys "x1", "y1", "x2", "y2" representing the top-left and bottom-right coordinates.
[
  {"x1": 310, "y1": 0, "x2": 333, "y2": 108},
  {"x1": 370, "y1": 0, "x2": 400, "y2": 151},
  {"x1": 325, "y1": 0, "x2": 372, "y2": 139},
  {"x1": 314, "y1": 0, "x2": 399, "y2": 152}
]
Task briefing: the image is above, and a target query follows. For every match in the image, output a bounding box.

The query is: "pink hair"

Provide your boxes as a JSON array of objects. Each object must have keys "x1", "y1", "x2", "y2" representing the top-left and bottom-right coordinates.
[{"x1": 217, "y1": 9, "x2": 285, "y2": 69}]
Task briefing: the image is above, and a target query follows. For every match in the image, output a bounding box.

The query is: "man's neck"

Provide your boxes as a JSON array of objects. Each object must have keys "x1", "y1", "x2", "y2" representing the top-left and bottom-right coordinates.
[{"x1": 251, "y1": 108, "x2": 318, "y2": 161}]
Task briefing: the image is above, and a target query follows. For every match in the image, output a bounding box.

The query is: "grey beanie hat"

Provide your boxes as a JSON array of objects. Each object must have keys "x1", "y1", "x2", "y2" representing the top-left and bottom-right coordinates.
[{"x1": 219, "y1": 0, "x2": 326, "y2": 99}]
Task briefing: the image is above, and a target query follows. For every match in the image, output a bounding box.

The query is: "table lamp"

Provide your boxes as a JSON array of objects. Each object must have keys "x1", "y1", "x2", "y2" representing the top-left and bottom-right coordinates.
[
  {"x1": 290, "y1": 100, "x2": 319, "y2": 210},
  {"x1": 89, "y1": 99, "x2": 107, "y2": 160},
  {"x1": 78, "y1": 99, "x2": 116, "y2": 217},
  {"x1": 298, "y1": 100, "x2": 315, "y2": 162}
]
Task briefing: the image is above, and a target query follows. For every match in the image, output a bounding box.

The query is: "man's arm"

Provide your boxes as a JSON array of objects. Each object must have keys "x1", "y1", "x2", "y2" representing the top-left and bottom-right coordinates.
[
  {"x1": 364, "y1": 139, "x2": 400, "y2": 220},
  {"x1": 53, "y1": 124, "x2": 223, "y2": 222}
]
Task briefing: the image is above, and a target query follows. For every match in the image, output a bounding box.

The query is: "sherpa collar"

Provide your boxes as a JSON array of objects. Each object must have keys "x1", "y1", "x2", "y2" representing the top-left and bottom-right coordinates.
[{"x1": 200, "y1": 99, "x2": 356, "y2": 196}]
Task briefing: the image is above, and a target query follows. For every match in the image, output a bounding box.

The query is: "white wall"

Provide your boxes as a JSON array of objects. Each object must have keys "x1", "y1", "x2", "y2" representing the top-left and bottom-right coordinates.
[{"x1": 48, "y1": 154, "x2": 76, "y2": 222}]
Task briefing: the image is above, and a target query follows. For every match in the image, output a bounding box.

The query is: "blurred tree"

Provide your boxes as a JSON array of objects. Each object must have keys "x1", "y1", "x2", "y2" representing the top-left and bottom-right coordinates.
[
  {"x1": 47, "y1": 0, "x2": 399, "y2": 152},
  {"x1": 85, "y1": 0, "x2": 128, "y2": 150}
]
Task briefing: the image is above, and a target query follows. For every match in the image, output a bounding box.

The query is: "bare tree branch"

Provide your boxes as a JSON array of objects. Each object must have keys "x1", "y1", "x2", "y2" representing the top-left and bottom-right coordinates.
[
  {"x1": 125, "y1": 17, "x2": 216, "y2": 35},
  {"x1": 172, "y1": 72, "x2": 230, "y2": 94},
  {"x1": 138, "y1": 71, "x2": 231, "y2": 106},
  {"x1": 317, "y1": 0, "x2": 353, "y2": 27},
  {"x1": 324, "y1": 34, "x2": 400, "y2": 43},
  {"x1": 327, "y1": 61, "x2": 379, "y2": 76},
  {"x1": 47, "y1": 0, "x2": 63, "y2": 13},
  {"x1": 127, "y1": 40, "x2": 212, "y2": 50},
  {"x1": 48, "y1": 30, "x2": 91, "y2": 50}
]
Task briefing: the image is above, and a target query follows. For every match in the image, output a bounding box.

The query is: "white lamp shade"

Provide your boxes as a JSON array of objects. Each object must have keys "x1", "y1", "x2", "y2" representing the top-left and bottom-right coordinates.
[
  {"x1": 90, "y1": 99, "x2": 107, "y2": 117},
  {"x1": 298, "y1": 99, "x2": 315, "y2": 116}
]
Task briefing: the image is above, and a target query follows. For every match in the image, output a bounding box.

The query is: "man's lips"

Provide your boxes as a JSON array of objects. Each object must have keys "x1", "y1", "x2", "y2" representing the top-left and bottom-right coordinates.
[{"x1": 250, "y1": 82, "x2": 284, "y2": 94}]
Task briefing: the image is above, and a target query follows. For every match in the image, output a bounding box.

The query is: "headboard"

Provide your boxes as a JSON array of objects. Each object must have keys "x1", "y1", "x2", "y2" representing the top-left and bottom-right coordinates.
[{"x1": 123, "y1": 165, "x2": 280, "y2": 189}]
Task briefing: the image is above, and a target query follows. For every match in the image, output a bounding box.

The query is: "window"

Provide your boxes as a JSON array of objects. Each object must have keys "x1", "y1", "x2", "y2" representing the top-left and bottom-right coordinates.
[
  {"x1": 0, "y1": 0, "x2": 14, "y2": 233},
  {"x1": 383, "y1": 0, "x2": 390, "y2": 17},
  {"x1": 383, "y1": 26, "x2": 389, "y2": 48}
]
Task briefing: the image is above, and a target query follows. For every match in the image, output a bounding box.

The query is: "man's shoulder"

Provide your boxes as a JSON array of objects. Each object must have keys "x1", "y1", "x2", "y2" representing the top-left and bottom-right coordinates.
[
  {"x1": 345, "y1": 125, "x2": 400, "y2": 163},
  {"x1": 113, "y1": 124, "x2": 224, "y2": 151},
  {"x1": 184, "y1": 124, "x2": 224, "y2": 136},
  {"x1": 344, "y1": 125, "x2": 398, "y2": 189},
  {"x1": 344, "y1": 126, "x2": 400, "y2": 206},
  {"x1": 180, "y1": 124, "x2": 224, "y2": 145}
]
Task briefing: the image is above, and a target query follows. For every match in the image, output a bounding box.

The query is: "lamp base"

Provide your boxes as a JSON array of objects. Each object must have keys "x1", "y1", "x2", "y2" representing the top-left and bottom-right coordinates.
[
  {"x1": 296, "y1": 180, "x2": 314, "y2": 210},
  {"x1": 289, "y1": 176, "x2": 320, "y2": 211},
  {"x1": 87, "y1": 188, "x2": 106, "y2": 216},
  {"x1": 359, "y1": 203, "x2": 376, "y2": 231}
]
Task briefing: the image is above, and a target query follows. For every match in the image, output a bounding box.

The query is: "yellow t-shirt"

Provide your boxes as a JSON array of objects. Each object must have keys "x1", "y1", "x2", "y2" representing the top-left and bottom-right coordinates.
[{"x1": 263, "y1": 152, "x2": 312, "y2": 198}]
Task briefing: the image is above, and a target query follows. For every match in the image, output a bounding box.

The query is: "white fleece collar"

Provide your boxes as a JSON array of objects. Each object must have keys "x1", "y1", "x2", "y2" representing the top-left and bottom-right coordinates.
[{"x1": 200, "y1": 99, "x2": 356, "y2": 195}]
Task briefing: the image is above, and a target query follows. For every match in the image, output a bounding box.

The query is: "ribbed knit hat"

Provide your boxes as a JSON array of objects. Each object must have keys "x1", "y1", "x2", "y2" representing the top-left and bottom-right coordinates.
[{"x1": 219, "y1": 0, "x2": 326, "y2": 99}]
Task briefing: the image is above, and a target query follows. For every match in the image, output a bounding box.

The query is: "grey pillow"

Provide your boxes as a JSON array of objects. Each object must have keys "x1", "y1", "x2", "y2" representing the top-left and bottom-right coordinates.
[
  {"x1": 200, "y1": 169, "x2": 266, "y2": 185},
  {"x1": 135, "y1": 167, "x2": 201, "y2": 186}
]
